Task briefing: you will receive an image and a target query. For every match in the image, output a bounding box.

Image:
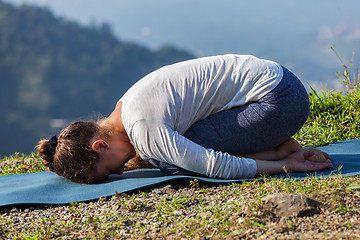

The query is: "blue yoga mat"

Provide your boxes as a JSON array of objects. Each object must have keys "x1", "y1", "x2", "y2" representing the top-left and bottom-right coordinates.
[{"x1": 1, "y1": 139, "x2": 360, "y2": 207}]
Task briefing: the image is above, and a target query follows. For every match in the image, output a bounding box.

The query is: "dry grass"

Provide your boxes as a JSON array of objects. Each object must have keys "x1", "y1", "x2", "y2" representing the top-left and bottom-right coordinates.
[
  {"x1": 1, "y1": 175, "x2": 360, "y2": 239},
  {"x1": 2, "y1": 67, "x2": 360, "y2": 239}
]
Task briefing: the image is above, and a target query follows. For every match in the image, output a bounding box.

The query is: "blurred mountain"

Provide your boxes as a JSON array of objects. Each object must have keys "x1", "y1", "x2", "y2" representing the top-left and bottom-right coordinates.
[
  {"x1": 0, "y1": 1, "x2": 194, "y2": 156},
  {"x1": 5, "y1": 0, "x2": 360, "y2": 90}
]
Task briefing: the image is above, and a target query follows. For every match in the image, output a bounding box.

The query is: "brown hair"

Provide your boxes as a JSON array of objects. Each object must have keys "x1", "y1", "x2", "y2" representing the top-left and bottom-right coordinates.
[{"x1": 36, "y1": 121, "x2": 101, "y2": 184}]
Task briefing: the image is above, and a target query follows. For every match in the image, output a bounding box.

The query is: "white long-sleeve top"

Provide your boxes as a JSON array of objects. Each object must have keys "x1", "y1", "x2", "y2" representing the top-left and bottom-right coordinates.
[{"x1": 119, "y1": 54, "x2": 283, "y2": 178}]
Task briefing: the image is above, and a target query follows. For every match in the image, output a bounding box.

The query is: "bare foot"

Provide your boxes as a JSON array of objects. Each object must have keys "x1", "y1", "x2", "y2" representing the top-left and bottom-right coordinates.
[
  {"x1": 276, "y1": 138, "x2": 331, "y2": 162},
  {"x1": 237, "y1": 138, "x2": 303, "y2": 161},
  {"x1": 275, "y1": 138, "x2": 304, "y2": 159},
  {"x1": 305, "y1": 148, "x2": 331, "y2": 162}
]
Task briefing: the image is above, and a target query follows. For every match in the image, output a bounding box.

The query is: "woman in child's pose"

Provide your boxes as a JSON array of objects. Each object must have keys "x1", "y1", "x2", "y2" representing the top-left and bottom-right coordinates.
[{"x1": 37, "y1": 54, "x2": 332, "y2": 183}]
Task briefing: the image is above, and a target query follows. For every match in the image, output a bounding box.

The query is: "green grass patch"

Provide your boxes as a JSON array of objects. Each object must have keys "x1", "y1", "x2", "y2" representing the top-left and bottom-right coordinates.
[
  {"x1": 2, "y1": 51, "x2": 360, "y2": 239},
  {"x1": 294, "y1": 88, "x2": 360, "y2": 147},
  {"x1": 3, "y1": 175, "x2": 360, "y2": 239},
  {"x1": 0, "y1": 152, "x2": 46, "y2": 175}
]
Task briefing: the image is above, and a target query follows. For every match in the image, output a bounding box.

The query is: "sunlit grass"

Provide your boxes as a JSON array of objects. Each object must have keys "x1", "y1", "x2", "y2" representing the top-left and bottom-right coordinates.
[
  {"x1": 2, "y1": 175, "x2": 360, "y2": 239},
  {"x1": 295, "y1": 89, "x2": 360, "y2": 147},
  {"x1": 1, "y1": 52, "x2": 360, "y2": 239},
  {"x1": 0, "y1": 152, "x2": 46, "y2": 175}
]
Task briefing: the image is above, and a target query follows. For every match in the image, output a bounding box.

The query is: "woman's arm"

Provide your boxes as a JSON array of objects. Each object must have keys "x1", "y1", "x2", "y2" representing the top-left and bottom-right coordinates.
[
  {"x1": 255, "y1": 149, "x2": 333, "y2": 176},
  {"x1": 132, "y1": 122, "x2": 332, "y2": 178},
  {"x1": 134, "y1": 123, "x2": 258, "y2": 179}
]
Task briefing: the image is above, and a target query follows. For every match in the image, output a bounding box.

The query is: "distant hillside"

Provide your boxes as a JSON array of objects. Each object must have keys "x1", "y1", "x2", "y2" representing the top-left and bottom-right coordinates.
[{"x1": 0, "y1": 1, "x2": 194, "y2": 156}]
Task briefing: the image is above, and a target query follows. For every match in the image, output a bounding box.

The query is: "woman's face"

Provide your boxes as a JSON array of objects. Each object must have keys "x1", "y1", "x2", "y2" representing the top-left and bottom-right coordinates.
[{"x1": 93, "y1": 140, "x2": 136, "y2": 181}]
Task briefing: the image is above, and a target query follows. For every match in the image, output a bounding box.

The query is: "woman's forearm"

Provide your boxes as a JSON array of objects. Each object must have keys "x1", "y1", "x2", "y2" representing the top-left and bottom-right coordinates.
[
  {"x1": 254, "y1": 159, "x2": 286, "y2": 176},
  {"x1": 254, "y1": 150, "x2": 333, "y2": 177}
]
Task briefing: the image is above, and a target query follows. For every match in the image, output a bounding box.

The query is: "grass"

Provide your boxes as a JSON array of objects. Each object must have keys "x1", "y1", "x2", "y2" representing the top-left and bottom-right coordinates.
[
  {"x1": 295, "y1": 88, "x2": 360, "y2": 147},
  {"x1": 2, "y1": 175, "x2": 360, "y2": 239},
  {"x1": 2, "y1": 57, "x2": 360, "y2": 239},
  {"x1": 0, "y1": 152, "x2": 46, "y2": 175}
]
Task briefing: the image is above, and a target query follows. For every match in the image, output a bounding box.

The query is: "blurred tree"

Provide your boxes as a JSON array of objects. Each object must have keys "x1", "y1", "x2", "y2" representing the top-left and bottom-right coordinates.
[{"x1": 0, "y1": 1, "x2": 194, "y2": 156}]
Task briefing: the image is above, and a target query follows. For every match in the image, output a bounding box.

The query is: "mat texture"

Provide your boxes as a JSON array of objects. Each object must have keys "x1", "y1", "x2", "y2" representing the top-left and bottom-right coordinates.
[{"x1": 1, "y1": 139, "x2": 360, "y2": 207}]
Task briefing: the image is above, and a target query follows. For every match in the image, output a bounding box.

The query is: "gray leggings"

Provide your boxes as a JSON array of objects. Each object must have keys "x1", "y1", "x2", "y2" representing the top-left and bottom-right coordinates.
[{"x1": 150, "y1": 67, "x2": 310, "y2": 175}]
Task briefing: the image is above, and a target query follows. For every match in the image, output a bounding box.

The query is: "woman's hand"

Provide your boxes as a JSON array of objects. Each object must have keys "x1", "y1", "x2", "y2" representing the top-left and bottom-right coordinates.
[
  {"x1": 255, "y1": 149, "x2": 333, "y2": 176},
  {"x1": 305, "y1": 148, "x2": 331, "y2": 162},
  {"x1": 283, "y1": 149, "x2": 333, "y2": 173}
]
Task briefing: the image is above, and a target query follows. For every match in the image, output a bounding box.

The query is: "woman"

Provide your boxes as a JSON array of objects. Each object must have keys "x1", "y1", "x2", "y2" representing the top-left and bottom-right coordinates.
[{"x1": 37, "y1": 54, "x2": 332, "y2": 183}]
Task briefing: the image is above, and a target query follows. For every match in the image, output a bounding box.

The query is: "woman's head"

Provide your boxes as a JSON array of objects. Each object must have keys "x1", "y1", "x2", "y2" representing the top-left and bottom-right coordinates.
[
  {"x1": 36, "y1": 120, "x2": 136, "y2": 183},
  {"x1": 36, "y1": 121, "x2": 101, "y2": 183}
]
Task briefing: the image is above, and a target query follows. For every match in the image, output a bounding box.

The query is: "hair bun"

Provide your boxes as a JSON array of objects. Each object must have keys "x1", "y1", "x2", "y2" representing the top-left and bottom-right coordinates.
[
  {"x1": 48, "y1": 136, "x2": 58, "y2": 156},
  {"x1": 47, "y1": 136, "x2": 58, "y2": 162},
  {"x1": 36, "y1": 136, "x2": 58, "y2": 165}
]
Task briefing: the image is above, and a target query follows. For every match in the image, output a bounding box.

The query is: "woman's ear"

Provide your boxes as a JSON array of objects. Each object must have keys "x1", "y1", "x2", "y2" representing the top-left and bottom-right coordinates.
[{"x1": 91, "y1": 140, "x2": 109, "y2": 152}]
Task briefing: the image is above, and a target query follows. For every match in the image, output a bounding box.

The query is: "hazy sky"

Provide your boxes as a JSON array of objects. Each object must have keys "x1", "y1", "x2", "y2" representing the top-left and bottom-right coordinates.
[
  {"x1": 6, "y1": 0, "x2": 359, "y2": 54},
  {"x1": 4, "y1": 0, "x2": 360, "y2": 89}
]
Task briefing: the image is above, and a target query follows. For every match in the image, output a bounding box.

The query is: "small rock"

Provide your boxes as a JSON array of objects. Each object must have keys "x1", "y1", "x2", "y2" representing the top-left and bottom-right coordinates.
[
  {"x1": 173, "y1": 210, "x2": 185, "y2": 216},
  {"x1": 262, "y1": 193, "x2": 320, "y2": 218},
  {"x1": 119, "y1": 229, "x2": 128, "y2": 235},
  {"x1": 111, "y1": 205, "x2": 120, "y2": 211},
  {"x1": 268, "y1": 217, "x2": 291, "y2": 233},
  {"x1": 237, "y1": 217, "x2": 245, "y2": 223},
  {"x1": 279, "y1": 217, "x2": 288, "y2": 225},
  {"x1": 273, "y1": 225, "x2": 290, "y2": 233},
  {"x1": 199, "y1": 211, "x2": 212, "y2": 218},
  {"x1": 111, "y1": 195, "x2": 120, "y2": 201},
  {"x1": 152, "y1": 189, "x2": 163, "y2": 194},
  {"x1": 180, "y1": 189, "x2": 194, "y2": 196},
  {"x1": 97, "y1": 196, "x2": 107, "y2": 202},
  {"x1": 158, "y1": 185, "x2": 177, "y2": 194},
  {"x1": 226, "y1": 197, "x2": 237, "y2": 203}
]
